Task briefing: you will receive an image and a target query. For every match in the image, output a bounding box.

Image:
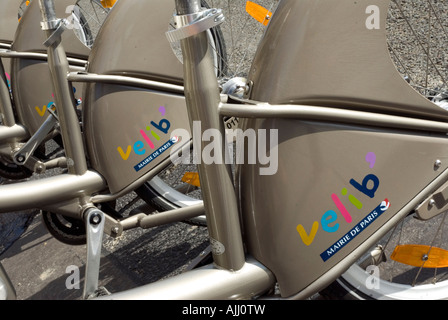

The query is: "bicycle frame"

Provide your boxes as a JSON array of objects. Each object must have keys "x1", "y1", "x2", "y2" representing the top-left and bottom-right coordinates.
[
  {"x1": 0, "y1": 0, "x2": 90, "y2": 175},
  {"x1": 3, "y1": 0, "x2": 448, "y2": 300},
  {"x1": 95, "y1": 0, "x2": 448, "y2": 300}
]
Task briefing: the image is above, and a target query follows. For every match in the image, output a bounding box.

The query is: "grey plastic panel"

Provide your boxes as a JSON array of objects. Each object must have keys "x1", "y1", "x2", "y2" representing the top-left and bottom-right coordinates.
[
  {"x1": 10, "y1": 0, "x2": 87, "y2": 134},
  {"x1": 241, "y1": 0, "x2": 448, "y2": 296},
  {"x1": 0, "y1": 0, "x2": 23, "y2": 43},
  {"x1": 238, "y1": 118, "x2": 448, "y2": 296},
  {"x1": 87, "y1": 0, "x2": 183, "y2": 84},
  {"x1": 83, "y1": 84, "x2": 190, "y2": 193},
  {"x1": 83, "y1": 0, "x2": 187, "y2": 193},
  {"x1": 248, "y1": 0, "x2": 448, "y2": 121}
]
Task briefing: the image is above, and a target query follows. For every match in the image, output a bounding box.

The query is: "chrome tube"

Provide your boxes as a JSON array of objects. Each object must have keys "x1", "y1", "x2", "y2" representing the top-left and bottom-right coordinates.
[
  {"x1": 0, "y1": 124, "x2": 29, "y2": 143},
  {"x1": 175, "y1": 0, "x2": 245, "y2": 271},
  {"x1": 0, "y1": 50, "x2": 87, "y2": 67},
  {"x1": 67, "y1": 72, "x2": 185, "y2": 95},
  {"x1": 0, "y1": 171, "x2": 105, "y2": 213},
  {"x1": 0, "y1": 262, "x2": 15, "y2": 300},
  {"x1": 120, "y1": 203, "x2": 205, "y2": 231},
  {"x1": 219, "y1": 103, "x2": 448, "y2": 133},
  {"x1": 96, "y1": 257, "x2": 275, "y2": 300},
  {"x1": 175, "y1": 0, "x2": 201, "y2": 16},
  {"x1": 38, "y1": 0, "x2": 87, "y2": 175}
]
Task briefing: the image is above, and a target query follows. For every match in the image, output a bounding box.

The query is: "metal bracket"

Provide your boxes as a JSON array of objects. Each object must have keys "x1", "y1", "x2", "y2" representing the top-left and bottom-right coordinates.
[
  {"x1": 43, "y1": 19, "x2": 68, "y2": 47},
  {"x1": 83, "y1": 208, "x2": 108, "y2": 299},
  {"x1": 13, "y1": 113, "x2": 58, "y2": 166},
  {"x1": 415, "y1": 179, "x2": 448, "y2": 220},
  {"x1": 166, "y1": 8, "x2": 225, "y2": 42}
]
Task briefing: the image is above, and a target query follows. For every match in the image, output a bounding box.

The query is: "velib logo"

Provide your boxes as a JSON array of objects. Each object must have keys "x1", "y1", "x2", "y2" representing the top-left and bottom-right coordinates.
[
  {"x1": 34, "y1": 88, "x2": 81, "y2": 117},
  {"x1": 117, "y1": 106, "x2": 176, "y2": 172},
  {"x1": 4, "y1": 72, "x2": 10, "y2": 90},
  {"x1": 296, "y1": 152, "x2": 391, "y2": 261}
]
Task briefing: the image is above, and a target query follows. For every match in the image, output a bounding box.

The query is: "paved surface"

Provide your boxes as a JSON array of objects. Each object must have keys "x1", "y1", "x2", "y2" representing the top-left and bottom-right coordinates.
[{"x1": 0, "y1": 210, "x2": 210, "y2": 300}]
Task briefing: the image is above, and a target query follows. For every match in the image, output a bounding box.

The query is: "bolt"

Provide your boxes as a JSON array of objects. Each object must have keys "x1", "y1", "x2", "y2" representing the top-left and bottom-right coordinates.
[
  {"x1": 35, "y1": 164, "x2": 45, "y2": 173},
  {"x1": 89, "y1": 212, "x2": 102, "y2": 225},
  {"x1": 111, "y1": 226, "x2": 120, "y2": 235},
  {"x1": 428, "y1": 199, "x2": 436, "y2": 208},
  {"x1": 434, "y1": 160, "x2": 442, "y2": 170}
]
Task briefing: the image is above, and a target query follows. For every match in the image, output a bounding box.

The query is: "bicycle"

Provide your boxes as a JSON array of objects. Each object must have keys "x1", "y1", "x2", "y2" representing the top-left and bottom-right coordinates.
[
  {"x1": 97, "y1": 0, "x2": 448, "y2": 300},
  {"x1": 0, "y1": 0, "x2": 111, "y2": 181},
  {"x1": 2, "y1": 0, "x2": 448, "y2": 300},
  {"x1": 0, "y1": 0, "x2": 229, "y2": 299},
  {"x1": 0, "y1": 0, "x2": 222, "y2": 243}
]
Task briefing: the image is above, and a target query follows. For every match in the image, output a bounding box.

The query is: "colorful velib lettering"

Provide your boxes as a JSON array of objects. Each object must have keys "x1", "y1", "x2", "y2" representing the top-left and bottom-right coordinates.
[
  {"x1": 296, "y1": 152, "x2": 391, "y2": 261},
  {"x1": 35, "y1": 100, "x2": 55, "y2": 117},
  {"x1": 4, "y1": 72, "x2": 11, "y2": 90},
  {"x1": 34, "y1": 88, "x2": 81, "y2": 117},
  {"x1": 117, "y1": 106, "x2": 175, "y2": 172}
]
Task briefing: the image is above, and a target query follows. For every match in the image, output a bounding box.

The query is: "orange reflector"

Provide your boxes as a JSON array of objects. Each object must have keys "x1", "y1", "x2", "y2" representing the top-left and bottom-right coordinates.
[
  {"x1": 100, "y1": 0, "x2": 117, "y2": 8},
  {"x1": 182, "y1": 172, "x2": 201, "y2": 188},
  {"x1": 246, "y1": 1, "x2": 272, "y2": 26},
  {"x1": 391, "y1": 244, "x2": 448, "y2": 268},
  {"x1": 18, "y1": 1, "x2": 30, "y2": 22}
]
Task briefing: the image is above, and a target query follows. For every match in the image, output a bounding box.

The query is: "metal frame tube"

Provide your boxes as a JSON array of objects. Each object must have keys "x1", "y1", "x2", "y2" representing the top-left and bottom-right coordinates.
[
  {"x1": 0, "y1": 49, "x2": 87, "y2": 67},
  {"x1": 67, "y1": 72, "x2": 185, "y2": 95},
  {"x1": 0, "y1": 171, "x2": 105, "y2": 213},
  {"x1": 0, "y1": 59, "x2": 15, "y2": 126},
  {"x1": 121, "y1": 203, "x2": 204, "y2": 230},
  {"x1": 0, "y1": 124, "x2": 28, "y2": 143},
  {"x1": 175, "y1": 0, "x2": 245, "y2": 271},
  {"x1": 96, "y1": 257, "x2": 275, "y2": 300},
  {"x1": 175, "y1": 0, "x2": 201, "y2": 16},
  {"x1": 0, "y1": 262, "x2": 15, "y2": 300},
  {"x1": 219, "y1": 103, "x2": 448, "y2": 133},
  {"x1": 38, "y1": 0, "x2": 87, "y2": 175}
]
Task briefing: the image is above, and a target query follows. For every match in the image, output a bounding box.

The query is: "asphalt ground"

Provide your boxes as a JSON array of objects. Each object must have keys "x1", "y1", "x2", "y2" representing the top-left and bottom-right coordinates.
[{"x1": 0, "y1": 209, "x2": 210, "y2": 300}]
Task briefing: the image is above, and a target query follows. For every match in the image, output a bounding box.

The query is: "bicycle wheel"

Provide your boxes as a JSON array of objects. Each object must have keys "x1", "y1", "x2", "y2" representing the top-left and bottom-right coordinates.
[
  {"x1": 71, "y1": 0, "x2": 111, "y2": 48},
  {"x1": 138, "y1": 0, "x2": 279, "y2": 225},
  {"x1": 322, "y1": 0, "x2": 448, "y2": 300},
  {"x1": 17, "y1": 0, "x2": 109, "y2": 48}
]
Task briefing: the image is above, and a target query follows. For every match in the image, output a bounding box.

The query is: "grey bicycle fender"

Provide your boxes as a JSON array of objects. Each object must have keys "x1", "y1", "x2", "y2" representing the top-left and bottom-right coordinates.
[
  {"x1": 0, "y1": 0, "x2": 24, "y2": 44},
  {"x1": 10, "y1": 0, "x2": 88, "y2": 135},
  {"x1": 82, "y1": 0, "x2": 188, "y2": 193},
  {"x1": 239, "y1": 0, "x2": 448, "y2": 297},
  {"x1": 86, "y1": 0, "x2": 183, "y2": 84},
  {"x1": 248, "y1": 0, "x2": 448, "y2": 122}
]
